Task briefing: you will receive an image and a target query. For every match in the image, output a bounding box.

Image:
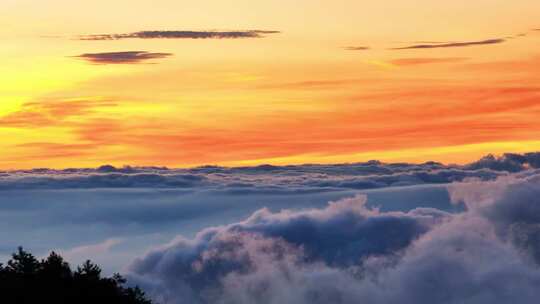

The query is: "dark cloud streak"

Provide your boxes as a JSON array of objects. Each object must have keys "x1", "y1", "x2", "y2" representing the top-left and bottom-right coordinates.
[
  {"x1": 78, "y1": 30, "x2": 280, "y2": 41},
  {"x1": 392, "y1": 38, "x2": 505, "y2": 50},
  {"x1": 74, "y1": 51, "x2": 173, "y2": 64}
]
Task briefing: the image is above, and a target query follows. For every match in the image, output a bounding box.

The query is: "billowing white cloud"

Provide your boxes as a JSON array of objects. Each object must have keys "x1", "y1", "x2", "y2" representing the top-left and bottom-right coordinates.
[{"x1": 126, "y1": 173, "x2": 540, "y2": 304}]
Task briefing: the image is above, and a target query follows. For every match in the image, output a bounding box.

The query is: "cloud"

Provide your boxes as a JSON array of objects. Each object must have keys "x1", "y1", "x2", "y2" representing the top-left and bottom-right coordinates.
[
  {"x1": 389, "y1": 57, "x2": 468, "y2": 66},
  {"x1": 126, "y1": 174, "x2": 540, "y2": 304},
  {"x1": 0, "y1": 171, "x2": 207, "y2": 190},
  {"x1": 3, "y1": 153, "x2": 540, "y2": 190},
  {"x1": 0, "y1": 177, "x2": 459, "y2": 272},
  {"x1": 0, "y1": 99, "x2": 116, "y2": 128},
  {"x1": 411, "y1": 41, "x2": 456, "y2": 44},
  {"x1": 74, "y1": 51, "x2": 173, "y2": 64},
  {"x1": 78, "y1": 30, "x2": 280, "y2": 41},
  {"x1": 3, "y1": 153, "x2": 540, "y2": 286},
  {"x1": 128, "y1": 195, "x2": 449, "y2": 303},
  {"x1": 465, "y1": 153, "x2": 540, "y2": 172},
  {"x1": 450, "y1": 174, "x2": 540, "y2": 263},
  {"x1": 256, "y1": 79, "x2": 362, "y2": 90},
  {"x1": 344, "y1": 46, "x2": 370, "y2": 51},
  {"x1": 506, "y1": 33, "x2": 528, "y2": 39},
  {"x1": 0, "y1": 153, "x2": 527, "y2": 190},
  {"x1": 392, "y1": 38, "x2": 505, "y2": 50},
  {"x1": 59, "y1": 238, "x2": 123, "y2": 262}
]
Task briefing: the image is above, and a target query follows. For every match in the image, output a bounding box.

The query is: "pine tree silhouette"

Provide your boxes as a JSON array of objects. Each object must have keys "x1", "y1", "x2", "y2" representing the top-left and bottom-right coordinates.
[{"x1": 0, "y1": 247, "x2": 153, "y2": 304}]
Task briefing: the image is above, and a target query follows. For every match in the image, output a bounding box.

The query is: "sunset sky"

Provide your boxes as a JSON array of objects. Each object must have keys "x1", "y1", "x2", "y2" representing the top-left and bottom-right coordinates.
[{"x1": 2, "y1": 0, "x2": 540, "y2": 169}]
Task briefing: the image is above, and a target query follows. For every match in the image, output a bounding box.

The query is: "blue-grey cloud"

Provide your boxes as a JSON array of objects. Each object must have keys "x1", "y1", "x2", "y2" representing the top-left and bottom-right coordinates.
[
  {"x1": 128, "y1": 196, "x2": 450, "y2": 303},
  {"x1": 3, "y1": 153, "x2": 540, "y2": 190},
  {"x1": 465, "y1": 152, "x2": 540, "y2": 172},
  {"x1": 2, "y1": 152, "x2": 540, "y2": 282},
  {"x1": 0, "y1": 171, "x2": 205, "y2": 190},
  {"x1": 74, "y1": 51, "x2": 173, "y2": 64},
  {"x1": 78, "y1": 30, "x2": 280, "y2": 41},
  {"x1": 127, "y1": 174, "x2": 540, "y2": 304}
]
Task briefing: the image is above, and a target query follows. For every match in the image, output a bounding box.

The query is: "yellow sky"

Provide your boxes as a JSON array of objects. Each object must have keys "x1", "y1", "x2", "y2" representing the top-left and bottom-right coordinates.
[{"x1": 1, "y1": 0, "x2": 540, "y2": 169}]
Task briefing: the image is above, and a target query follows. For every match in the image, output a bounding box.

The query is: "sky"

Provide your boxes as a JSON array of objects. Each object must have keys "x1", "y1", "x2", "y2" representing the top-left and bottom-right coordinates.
[{"x1": 1, "y1": 0, "x2": 540, "y2": 169}]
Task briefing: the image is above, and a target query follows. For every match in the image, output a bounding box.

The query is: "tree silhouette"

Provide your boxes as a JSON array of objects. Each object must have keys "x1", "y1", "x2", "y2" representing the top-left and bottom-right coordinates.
[{"x1": 0, "y1": 247, "x2": 152, "y2": 304}]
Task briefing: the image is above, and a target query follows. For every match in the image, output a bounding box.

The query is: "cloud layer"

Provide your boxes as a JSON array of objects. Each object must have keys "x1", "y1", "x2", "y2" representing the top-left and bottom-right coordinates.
[
  {"x1": 74, "y1": 51, "x2": 173, "y2": 64},
  {"x1": 2, "y1": 153, "x2": 540, "y2": 190},
  {"x1": 2, "y1": 153, "x2": 540, "y2": 300},
  {"x1": 78, "y1": 30, "x2": 280, "y2": 41},
  {"x1": 127, "y1": 172, "x2": 540, "y2": 304}
]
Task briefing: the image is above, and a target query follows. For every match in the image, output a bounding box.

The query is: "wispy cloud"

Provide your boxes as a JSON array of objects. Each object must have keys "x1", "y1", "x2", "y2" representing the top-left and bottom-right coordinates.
[
  {"x1": 389, "y1": 57, "x2": 468, "y2": 66},
  {"x1": 257, "y1": 79, "x2": 361, "y2": 90},
  {"x1": 504, "y1": 33, "x2": 528, "y2": 39},
  {"x1": 344, "y1": 46, "x2": 370, "y2": 51},
  {"x1": 391, "y1": 38, "x2": 505, "y2": 50},
  {"x1": 78, "y1": 30, "x2": 280, "y2": 41},
  {"x1": 74, "y1": 51, "x2": 172, "y2": 64},
  {"x1": 411, "y1": 41, "x2": 456, "y2": 44},
  {"x1": 0, "y1": 99, "x2": 116, "y2": 128},
  {"x1": 58, "y1": 238, "x2": 124, "y2": 266}
]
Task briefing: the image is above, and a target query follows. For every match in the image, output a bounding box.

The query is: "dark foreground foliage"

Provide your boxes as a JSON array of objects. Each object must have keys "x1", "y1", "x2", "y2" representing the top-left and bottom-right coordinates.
[{"x1": 0, "y1": 247, "x2": 152, "y2": 304}]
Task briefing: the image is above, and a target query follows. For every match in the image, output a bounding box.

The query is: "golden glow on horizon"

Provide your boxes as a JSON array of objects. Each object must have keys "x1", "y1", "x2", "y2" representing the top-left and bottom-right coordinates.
[
  {"x1": 2, "y1": 0, "x2": 540, "y2": 169},
  {"x1": 231, "y1": 141, "x2": 540, "y2": 167}
]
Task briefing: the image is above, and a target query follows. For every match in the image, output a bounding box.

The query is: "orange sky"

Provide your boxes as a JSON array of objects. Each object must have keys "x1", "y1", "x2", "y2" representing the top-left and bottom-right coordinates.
[{"x1": 1, "y1": 0, "x2": 540, "y2": 169}]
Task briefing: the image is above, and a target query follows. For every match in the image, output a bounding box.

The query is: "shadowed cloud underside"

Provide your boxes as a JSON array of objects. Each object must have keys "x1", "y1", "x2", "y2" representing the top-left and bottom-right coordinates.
[
  {"x1": 78, "y1": 30, "x2": 281, "y2": 40},
  {"x1": 74, "y1": 51, "x2": 173, "y2": 64}
]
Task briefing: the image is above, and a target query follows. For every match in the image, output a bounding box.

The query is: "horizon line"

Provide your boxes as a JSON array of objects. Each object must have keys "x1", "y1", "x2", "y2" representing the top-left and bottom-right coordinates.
[{"x1": 2, "y1": 151, "x2": 537, "y2": 172}]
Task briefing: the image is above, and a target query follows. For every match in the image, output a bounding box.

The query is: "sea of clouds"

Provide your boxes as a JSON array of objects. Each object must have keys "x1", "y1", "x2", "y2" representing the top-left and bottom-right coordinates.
[
  {"x1": 2, "y1": 153, "x2": 540, "y2": 303},
  {"x1": 4, "y1": 152, "x2": 540, "y2": 191},
  {"x1": 125, "y1": 173, "x2": 540, "y2": 303}
]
